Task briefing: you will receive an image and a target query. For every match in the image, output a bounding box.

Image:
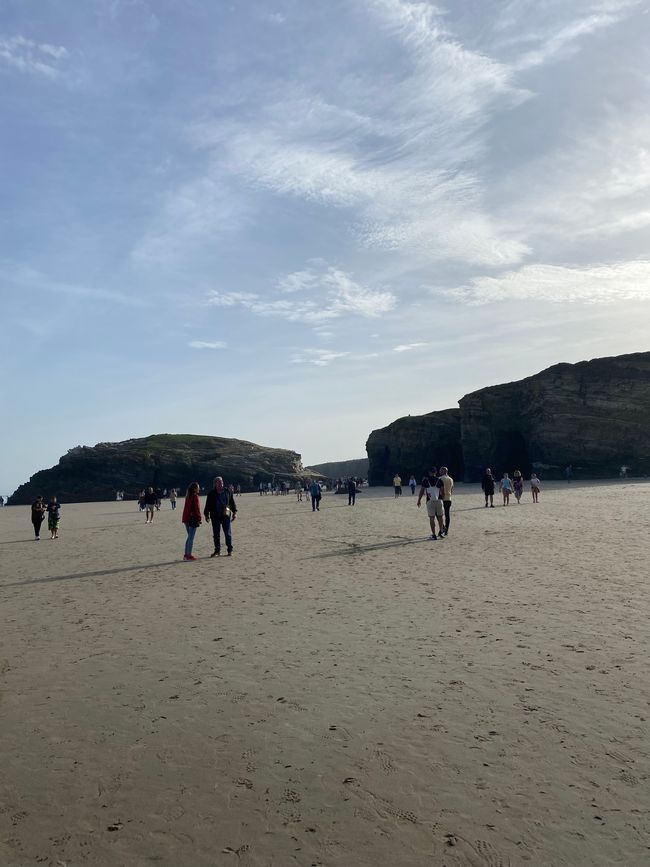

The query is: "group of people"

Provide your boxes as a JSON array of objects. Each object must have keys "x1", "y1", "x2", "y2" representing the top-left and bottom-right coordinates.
[
  {"x1": 481, "y1": 469, "x2": 541, "y2": 506},
  {"x1": 30, "y1": 495, "x2": 61, "y2": 540}
]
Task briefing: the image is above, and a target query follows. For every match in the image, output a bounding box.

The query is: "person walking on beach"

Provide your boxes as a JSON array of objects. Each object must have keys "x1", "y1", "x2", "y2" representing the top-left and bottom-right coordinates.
[
  {"x1": 408, "y1": 475, "x2": 417, "y2": 495},
  {"x1": 31, "y1": 495, "x2": 46, "y2": 540},
  {"x1": 347, "y1": 477, "x2": 357, "y2": 506},
  {"x1": 204, "y1": 476, "x2": 237, "y2": 557},
  {"x1": 481, "y1": 468, "x2": 495, "y2": 508},
  {"x1": 393, "y1": 474, "x2": 402, "y2": 497},
  {"x1": 530, "y1": 473, "x2": 541, "y2": 503},
  {"x1": 46, "y1": 496, "x2": 61, "y2": 539},
  {"x1": 417, "y1": 470, "x2": 444, "y2": 540},
  {"x1": 296, "y1": 481, "x2": 303, "y2": 502},
  {"x1": 513, "y1": 470, "x2": 524, "y2": 503},
  {"x1": 436, "y1": 467, "x2": 453, "y2": 536},
  {"x1": 181, "y1": 482, "x2": 202, "y2": 560},
  {"x1": 169, "y1": 488, "x2": 177, "y2": 510},
  {"x1": 500, "y1": 473, "x2": 513, "y2": 505},
  {"x1": 144, "y1": 487, "x2": 157, "y2": 523},
  {"x1": 309, "y1": 480, "x2": 321, "y2": 512}
]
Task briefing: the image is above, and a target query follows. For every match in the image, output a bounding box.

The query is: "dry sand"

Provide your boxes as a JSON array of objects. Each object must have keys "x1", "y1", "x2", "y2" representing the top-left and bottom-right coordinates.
[{"x1": 1, "y1": 481, "x2": 649, "y2": 867}]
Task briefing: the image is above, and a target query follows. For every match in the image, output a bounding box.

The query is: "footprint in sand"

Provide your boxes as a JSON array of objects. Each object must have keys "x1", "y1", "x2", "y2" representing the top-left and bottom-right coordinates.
[
  {"x1": 373, "y1": 749, "x2": 396, "y2": 774},
  {"x1": 444, "y1": 835, "x2": 510, "y2": 867}
]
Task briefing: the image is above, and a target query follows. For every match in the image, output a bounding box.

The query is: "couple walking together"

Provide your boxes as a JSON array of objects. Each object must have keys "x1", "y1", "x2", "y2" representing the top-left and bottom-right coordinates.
[
  {"x1": 182, "y1": 476, "x2": 237, "y2": 561},
  {"x1": 417, "y1": 467, "x2": 453, "y2": 541}
]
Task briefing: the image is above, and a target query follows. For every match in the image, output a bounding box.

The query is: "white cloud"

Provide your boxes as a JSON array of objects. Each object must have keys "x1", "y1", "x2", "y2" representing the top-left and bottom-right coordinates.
[
  {"x1": 277, "y1": 269, "x2": 319, "y2": 293},
  {"x1": 291, "y1": 349, "x2": 351, "y2": 367},
  {"x1": 393, "y1": 342, "x2": 428, "y2": 352},
  {"x1": 0, "y1": 35, "x2": 68, "y2": 77},
  {"x1": 449, "y1": 260, "x2": 650, "y2": 305},
  {"x1": 207, "y1": 266, "x2": 396, "y2": 324},
  {"x1": 188, "y1": 340, "x2": 228, "y2": 349}
]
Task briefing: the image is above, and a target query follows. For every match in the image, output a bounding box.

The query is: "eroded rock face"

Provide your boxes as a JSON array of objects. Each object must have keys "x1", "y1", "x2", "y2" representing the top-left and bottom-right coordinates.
[
  {"x1": 459, "y1": 352, "x2": 650, "y2": 481},
  {"x1": 8, "y1": 434, "x2": 304, "y2": 504},
  {"x1": 366, "y1": 409, "x2": 463, "y2": 486},
  {"x1": 365, "y1": 352, "x2": 650, "y2": 484}
]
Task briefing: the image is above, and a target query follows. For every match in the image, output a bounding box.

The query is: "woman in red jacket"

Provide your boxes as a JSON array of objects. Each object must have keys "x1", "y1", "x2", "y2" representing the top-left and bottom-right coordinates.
[{"x1": 181, "y1": 481, "x2": 202, "y2": 560}]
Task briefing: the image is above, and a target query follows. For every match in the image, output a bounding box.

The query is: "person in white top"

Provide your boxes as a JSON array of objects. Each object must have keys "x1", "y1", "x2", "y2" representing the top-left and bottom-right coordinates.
[{"x1": 417, "y1": 469, "x2": 445, "y2": 540}]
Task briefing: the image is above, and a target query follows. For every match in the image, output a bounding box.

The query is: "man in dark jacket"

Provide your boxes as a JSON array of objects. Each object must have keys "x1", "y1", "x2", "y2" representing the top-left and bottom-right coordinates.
[{"x1": 204, "y1": 476, "x2": 237, "y2": 557}]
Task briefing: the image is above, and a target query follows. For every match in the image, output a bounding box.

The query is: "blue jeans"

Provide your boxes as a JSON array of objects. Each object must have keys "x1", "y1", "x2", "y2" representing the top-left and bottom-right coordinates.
[
  {"x1": 185, "y1": 524, "x2": 197, "y2": 555},
  {"x1": 212, "y1": 516, "x2": 232, "y2": 553}
]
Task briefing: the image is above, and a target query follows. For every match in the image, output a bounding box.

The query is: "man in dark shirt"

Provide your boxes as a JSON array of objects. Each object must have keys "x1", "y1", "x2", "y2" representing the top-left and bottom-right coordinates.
[
  {"x1": 347, "y1": 477, "x2": 357, "y2": 506},
  {"x1": 144, "y1": 487, "x2": 157, "y2": 524},
  {"x1": 204, "y1": 476, "x2": 238, "y2": 557}
]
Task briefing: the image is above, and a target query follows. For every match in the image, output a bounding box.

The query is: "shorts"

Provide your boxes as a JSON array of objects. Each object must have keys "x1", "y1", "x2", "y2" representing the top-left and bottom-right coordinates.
[{"x1": 426, "y1": 499, "x2": 444, "y2": 518}]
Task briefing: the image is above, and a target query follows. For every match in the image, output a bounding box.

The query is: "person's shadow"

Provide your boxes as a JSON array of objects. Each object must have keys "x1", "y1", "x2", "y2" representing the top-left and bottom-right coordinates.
[{"x1": 2, "y1": 560, "x2": 183, "y2": 588}]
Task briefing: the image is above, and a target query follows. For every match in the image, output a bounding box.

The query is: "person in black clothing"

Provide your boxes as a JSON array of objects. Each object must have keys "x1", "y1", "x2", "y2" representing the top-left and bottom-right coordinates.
[
  {"x1": 347, "y1": 477, "x2": 357, "y2": 505},
  {"x1": 204, "y1": 476, "x2": 237, "y2": 557},
  {"x1": 31, "y1": 495, "x2": 46, "y2": 539},
  {"x1": 481, "y1": 468, "x2": 495, "y2": 508},
  {"x1": 144, "y1": 487, "x2": 157, "y2": 523}
]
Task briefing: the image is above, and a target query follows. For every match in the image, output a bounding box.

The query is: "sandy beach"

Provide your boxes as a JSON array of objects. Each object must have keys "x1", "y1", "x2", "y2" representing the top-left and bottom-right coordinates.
[{"x1": 1, "y1": 481, "x2": 649, "y2": 867}]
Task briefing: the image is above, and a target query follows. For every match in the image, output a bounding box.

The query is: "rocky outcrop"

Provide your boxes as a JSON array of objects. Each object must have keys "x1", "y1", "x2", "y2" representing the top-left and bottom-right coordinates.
[
  {"x1": 305, "y1": 458, "x2": 369, "y2": 480},
  {"x1": 8, "y1": 434, "x2": 304, "y2": 504},
  {"x1": 459, "y1": 351, "x2": 650, "y2": 481},
  {"x1": 365, "y1": 409, "x2": 463, "y2": 486},
  {"x1": 366, "y1": 351, "x2": 650, "y2": 484}
]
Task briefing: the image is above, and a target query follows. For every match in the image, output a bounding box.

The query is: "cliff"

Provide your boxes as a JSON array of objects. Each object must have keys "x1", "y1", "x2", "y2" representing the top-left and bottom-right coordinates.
[
  {"x1": 366, "y1": 351, "x2": 650, "y2": 484},
  {"x1": 305, "y1": 458, "x2": 369, "y2": 480},
  {"x1": 8, "y1": 434, "x2": 304, "y2": 504},
  {"x1": 459, "y1": 351, "x2": 650, "y2": 481},
  {"x1": 365, "y1": 409, "x2": 463, "y2": 486}
]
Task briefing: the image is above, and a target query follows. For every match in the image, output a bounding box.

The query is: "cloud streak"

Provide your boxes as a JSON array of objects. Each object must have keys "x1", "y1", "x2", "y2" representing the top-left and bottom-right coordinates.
[{"x1": 0, "y1": 35, "x2": 68, "y2": 77}]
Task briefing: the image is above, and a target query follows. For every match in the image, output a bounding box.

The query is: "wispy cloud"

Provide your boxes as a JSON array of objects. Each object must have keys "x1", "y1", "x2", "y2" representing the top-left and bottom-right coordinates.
[
  {"x1": 393, "y1": 342, "x2": 428, "y2": 352},
  {"x1": 2, "y1": 261, "x2": 148, "y2": 307},
  {"x1": 0, "y1": 35, "x2": 68, "y2": 78},
  {"x1": 207, "y1": 266, "x2": 396, "y2": 323},
  {"x1": 188, "y1": 340, "x2": 228, "y2": 350},
  {"x1": 291, "y1": 349, "x2": 351, "y2": 367},
  {"x1": 448, "y1": 260, "x2": 650, "y2": 305}
]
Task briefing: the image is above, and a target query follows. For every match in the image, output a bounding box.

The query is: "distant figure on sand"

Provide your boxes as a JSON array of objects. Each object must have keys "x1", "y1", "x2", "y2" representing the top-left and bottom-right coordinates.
[
  {"x1": 500, "y1": 473, "x2": 513, "y2": 505},
  {"x1": 347, "y1": 477, "x2": 357, "y2": 506},
  {"x1": 181, "y1": 482, "x2": 202, "y2": 561},
  {"x1": 393, "y1": 474, "x2": 402, "y2": 497},
  {"x1": 169, "y1": 488, "x2": 177, "y2": 510},
  {"x1": 565, "y1": 464, "x2": 572, "y2": 483},
  {"x1": 204, "y1": 476, "x2": 237, "y2": 557},
  {"x1": 513, "y1": 470, "x2": 524, "y2": 503},
  {"x1": 309, "y1": 480, "x2": 321, "y2": 512},
  {"x1": 47, "y1": 496, "x2": 61, "y2": 539},
  {"x1": 530, "y1": 474, "x2": 541, "y2": 503},
  {"x1": 31, "y1": 495, "x2": 46, "y2": 540},
  {"x1": 417, "y1": 469, "x2": 444, "y2": 540},
  {"x1": 409, "y1": 475, "x2": 416, "y2": 495},
  {"x1": 144, "y1": 487, "x2": 157, "y2": 523},
  {"x1": 481, "y1": 468, "x2": 495, "y2": 508},
  {"x1": 437, "y1": 467, "x2": 453, "y2": 536},
  {"x1": 296, "y1": 481, "x2": 303, "y2": 502}
]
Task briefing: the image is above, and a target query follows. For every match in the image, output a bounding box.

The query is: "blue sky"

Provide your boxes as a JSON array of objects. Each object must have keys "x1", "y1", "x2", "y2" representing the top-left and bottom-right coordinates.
[{"x1": 2, "y1": 0, "x2": 649, "y2": 495}]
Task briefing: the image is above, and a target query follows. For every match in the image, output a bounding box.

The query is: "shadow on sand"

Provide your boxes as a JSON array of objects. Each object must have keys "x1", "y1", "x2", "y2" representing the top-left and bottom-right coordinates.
[{"x1": 2, "y1": 560, "x2": 186, "y2": 588}]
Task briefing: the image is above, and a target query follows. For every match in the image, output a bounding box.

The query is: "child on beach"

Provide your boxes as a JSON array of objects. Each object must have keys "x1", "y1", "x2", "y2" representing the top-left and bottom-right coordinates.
[
  {"x1": 169, "y1": 488, "x2": 177, "y2": 510},
  {"x1": 47, "y1": 496, "x2": 61, "y2": 539},
  {"x1": 181, "y1": 481, "x2": 202, "y2": 561},
  {"x1": 513, "y1": 470, "x2": 524, "y2": 503},
  {"x1": 500, "y1": 473, "x2": 513, "y2": 506},
  {"x1": 530, "y1": 474, "x2": 541, "y2": 503}
]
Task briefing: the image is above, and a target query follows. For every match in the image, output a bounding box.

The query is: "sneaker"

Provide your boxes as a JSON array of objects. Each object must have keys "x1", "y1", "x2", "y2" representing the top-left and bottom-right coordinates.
[
  {"x1": 227, "y1": 551, "x2": 232, "y2": 557},
  {"x1": 429, "y1": 534, "x2": 437, "y2": 540},
  {"x1": 187, "y1": 554, "x2": 197, "y2": 561},
  {"x1": 210, "y1": 550, "x2": 219, "y2": 558}
]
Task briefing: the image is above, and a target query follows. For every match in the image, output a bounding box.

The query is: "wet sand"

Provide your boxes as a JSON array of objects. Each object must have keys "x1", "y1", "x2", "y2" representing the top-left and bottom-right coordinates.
[{"x1": 1, "y1": 481, "x2": 649, "y2": 866}]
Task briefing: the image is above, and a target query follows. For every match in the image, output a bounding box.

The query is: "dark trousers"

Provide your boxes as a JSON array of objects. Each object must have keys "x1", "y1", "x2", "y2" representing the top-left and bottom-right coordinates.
[
  {"x1": 32, "y1": 517, "x2": 43, "y2": 537},
  {"x1": 348, "y1": 491, "x2": 356, "y2": 505},
  {"x1": 443, "y1": 500, "x2": 452, "y2": 531},
  {"x1": 311, "y1": 495, "x2": 321, "y2": 511},
  {"x1": 212, "y1": 516, "x2": 232, "y2": 553}
]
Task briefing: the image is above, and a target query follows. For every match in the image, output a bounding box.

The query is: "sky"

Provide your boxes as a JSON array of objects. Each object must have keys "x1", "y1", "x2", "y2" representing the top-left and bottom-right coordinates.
[{"x1": 1, "y1": 0, "x2": 650, "y2": 495}]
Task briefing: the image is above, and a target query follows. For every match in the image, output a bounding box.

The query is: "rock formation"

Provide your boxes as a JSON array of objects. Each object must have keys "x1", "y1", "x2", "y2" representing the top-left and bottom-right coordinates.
[
  {"x1": 305, "y1": 458, "x2": 369, "y2": 480},
  {"x1": 459, "y1": 351, "x2": 650, "y2": 481},
  {"x1": 366, "y1": 409, "x2": 463, "y2": 486},
  {"x1": 9, "y1": 434, "x2": 304, "y2": 504},
  {"x1": 366, "y1": 351, "x2": 650, "y2": 483}
]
